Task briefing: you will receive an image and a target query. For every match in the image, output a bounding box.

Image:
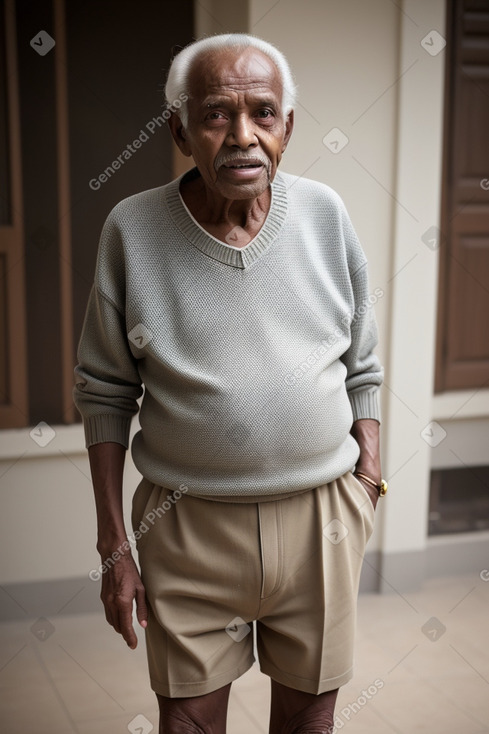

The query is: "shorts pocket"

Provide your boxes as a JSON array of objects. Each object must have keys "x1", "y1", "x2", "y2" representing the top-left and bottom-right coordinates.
[
  {"x1": 131, "y1": 478, "x2": 160, "y2": 548},
  {"x1": 348, "y1": 471, "x2": 377, "y2": 512},
  {"x1": 345, "y1": 471, "x2": 376, "y2": 540}
]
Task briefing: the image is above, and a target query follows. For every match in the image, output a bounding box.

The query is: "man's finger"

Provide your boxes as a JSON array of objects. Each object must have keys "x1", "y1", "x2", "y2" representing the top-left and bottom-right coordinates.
[
  {"x1": 103, "y1": 603, "x2": 114, "y2": 628},
  {"x1": 102, "y1": 590, "x2": 116, "y2": 629},
  {"x1": 111, "y1": 592, "x2": 132, "y2": 635},
  {"x1": 118, "y1": 604, "x2": 138, "y2": 648},
  {"x1": 135, "y1": 585, "x2": 148, "y2": 628}
]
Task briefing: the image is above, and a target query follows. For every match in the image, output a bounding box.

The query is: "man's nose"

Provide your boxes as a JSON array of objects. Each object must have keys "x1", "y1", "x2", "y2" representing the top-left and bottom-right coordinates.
[{"x1": 226, "y1": 114, "x2": 257, "y2": 148}]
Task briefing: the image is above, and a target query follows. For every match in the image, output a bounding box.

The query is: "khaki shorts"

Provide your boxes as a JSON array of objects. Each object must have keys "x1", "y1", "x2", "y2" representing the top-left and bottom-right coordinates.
[{"x1": 131, "y1": 471, "x2": 375, "y2": 698}]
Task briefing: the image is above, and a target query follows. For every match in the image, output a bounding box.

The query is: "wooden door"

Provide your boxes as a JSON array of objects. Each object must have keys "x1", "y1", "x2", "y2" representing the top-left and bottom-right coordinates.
[{"x1": 436, "y1": 0, "x2": 489, "y2": 392}]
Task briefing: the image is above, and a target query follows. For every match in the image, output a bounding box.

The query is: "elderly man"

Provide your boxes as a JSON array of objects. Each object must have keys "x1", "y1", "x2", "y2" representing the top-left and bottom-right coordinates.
[{"x1": 74, "y1": 32, "x2": 385, "y2": 734}]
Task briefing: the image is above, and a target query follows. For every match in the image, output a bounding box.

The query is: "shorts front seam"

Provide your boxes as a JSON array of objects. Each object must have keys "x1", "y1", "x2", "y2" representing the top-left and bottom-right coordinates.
[{"x1": 258, "y1": 500, "x2": 284, "y2": 599}]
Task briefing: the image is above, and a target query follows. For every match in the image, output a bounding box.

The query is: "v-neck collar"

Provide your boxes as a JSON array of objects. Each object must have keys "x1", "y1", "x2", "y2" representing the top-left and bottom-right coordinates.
[{"x1": 164, "y1": 167, "x2": 288, "y2": 269}]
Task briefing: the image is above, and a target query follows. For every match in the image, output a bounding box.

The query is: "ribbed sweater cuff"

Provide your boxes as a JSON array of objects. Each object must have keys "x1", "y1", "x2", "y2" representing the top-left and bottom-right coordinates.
[
  {"x1": 84, "y1": 414, "x2": 132, "y2": 449},
  {"x1": 349, "y1": 389, "x2": 381, "y2": 423}
]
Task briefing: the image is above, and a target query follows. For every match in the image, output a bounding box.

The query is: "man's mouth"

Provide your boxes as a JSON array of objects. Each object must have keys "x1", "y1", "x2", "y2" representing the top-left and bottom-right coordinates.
[
  {"x1": 217, "y1": 157, "x2": 269, "y2": 181},
  {"x1": 225, "y1": 163, "x2": 262, "y2": 168},
  {"x1": 222, "y1": 159, "x2": 264, "y2": 169}
]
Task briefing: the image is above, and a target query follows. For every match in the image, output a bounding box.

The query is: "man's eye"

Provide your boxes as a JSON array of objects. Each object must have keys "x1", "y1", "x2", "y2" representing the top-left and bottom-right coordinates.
[
  {"x1": 207, "y1": 111, "x2": 225, "y2": 119},
  {"x1": 256, "y1": 109, "x2": 274, "y2": 119}
]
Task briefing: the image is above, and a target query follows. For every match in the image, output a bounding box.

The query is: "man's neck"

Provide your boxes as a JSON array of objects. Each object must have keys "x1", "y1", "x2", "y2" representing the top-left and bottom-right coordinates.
[{"x1": 179, "y1": 173, "x2": 271, "y2": 248}]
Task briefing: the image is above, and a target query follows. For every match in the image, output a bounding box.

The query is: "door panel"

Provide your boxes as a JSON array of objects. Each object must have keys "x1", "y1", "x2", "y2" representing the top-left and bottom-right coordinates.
[{"x1": 436, "y1": 0, "x2": 489, "y2": 391}]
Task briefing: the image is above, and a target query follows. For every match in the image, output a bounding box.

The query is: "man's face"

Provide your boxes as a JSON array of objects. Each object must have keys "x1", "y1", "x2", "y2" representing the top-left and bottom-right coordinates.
[{"x1": 173, "y1": 46, "x2": 294, "y2": 200}]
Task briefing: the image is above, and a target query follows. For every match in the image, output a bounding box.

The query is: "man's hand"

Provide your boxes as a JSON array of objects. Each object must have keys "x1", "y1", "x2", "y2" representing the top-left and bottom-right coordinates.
[
  {"x1": 99, "y1": 550, "x2": 148, "y2": 649},
  {"x1": 350, "y1": 418, "x2": 382, "y2": 512},
  {"x1": 87, "y1": 442, "x2": 148, "y2": 648}
]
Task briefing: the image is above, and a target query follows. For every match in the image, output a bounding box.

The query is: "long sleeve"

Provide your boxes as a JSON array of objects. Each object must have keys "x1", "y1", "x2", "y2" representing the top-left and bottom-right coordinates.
[
  {"x1": 341, "y1": 259, "x2": 384, "y2": 423},
  {"x1": 332, "y1": 194, "x2": 384, "y2": 423},
  {"x1": 73, "y1": 211, "x2": 143, "y2": 448}
]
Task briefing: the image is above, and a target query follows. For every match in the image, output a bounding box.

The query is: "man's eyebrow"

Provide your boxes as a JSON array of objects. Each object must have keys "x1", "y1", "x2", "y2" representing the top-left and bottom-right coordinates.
[{"x1": 202, "y1": 96, "x2": 279, "y2": 109}]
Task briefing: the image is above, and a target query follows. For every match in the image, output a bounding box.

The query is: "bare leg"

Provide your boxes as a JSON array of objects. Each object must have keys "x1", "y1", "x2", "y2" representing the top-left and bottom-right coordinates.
[
  {"x1": 157, "y1": 682, "x2": 232, "y2": 734},
  {"x1": 269, "y1": 679, "x2": 338, "y2": 734}
]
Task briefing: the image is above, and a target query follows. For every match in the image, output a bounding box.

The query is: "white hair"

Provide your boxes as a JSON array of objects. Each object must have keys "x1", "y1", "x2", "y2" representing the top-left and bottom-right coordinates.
[{"x1": 165, "y1": 33, "x2": 297, "y2": 127}]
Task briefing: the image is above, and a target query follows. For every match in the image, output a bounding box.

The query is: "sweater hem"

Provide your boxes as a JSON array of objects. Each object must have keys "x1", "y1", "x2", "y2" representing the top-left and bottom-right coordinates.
[{"x1": 132, "y1": 435, "x2": 361, "y2": 499}]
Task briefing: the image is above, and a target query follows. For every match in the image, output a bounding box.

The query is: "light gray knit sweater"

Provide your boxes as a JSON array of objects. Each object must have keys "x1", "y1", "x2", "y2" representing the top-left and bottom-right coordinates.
[{"x1": 74, "y1": 167, "x2": 383, "y2": 499}]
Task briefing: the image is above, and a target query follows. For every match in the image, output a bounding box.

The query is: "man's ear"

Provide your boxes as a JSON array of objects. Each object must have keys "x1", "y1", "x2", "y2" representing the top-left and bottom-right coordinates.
[
  {"x1": 168, "y1": 112, "x2": 192, "y2": 157},
  {"x1": 282, "y1": 109, "x2": 294, "y2": 152}
]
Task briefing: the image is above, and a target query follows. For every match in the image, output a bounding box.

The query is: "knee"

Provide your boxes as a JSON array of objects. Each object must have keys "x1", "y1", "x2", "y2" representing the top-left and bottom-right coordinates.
[
  {"x1": 156, "y1": 683, "x2": 230, "y2": 734},
  {"x1": 288, "y1": 725, "x2": 334, "y2": 734},
  {"x1": 159, "y1": 710, "x2": 206, "y2": 734},
  {"x1": 285, "y1": 708, "x2": 335, "y2": 734},
  {"x1": 157, "y1": 701, "x2": 207, "y2": 734}
]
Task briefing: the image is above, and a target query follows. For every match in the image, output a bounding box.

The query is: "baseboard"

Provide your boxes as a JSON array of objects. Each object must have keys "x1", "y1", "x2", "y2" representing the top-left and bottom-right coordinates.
[
  {"x1": 359, "y1": 531, "x2": 489, "y2": 594},
  {"x1": 0, "y1": 575, "x2": 101, "y2": 622}
]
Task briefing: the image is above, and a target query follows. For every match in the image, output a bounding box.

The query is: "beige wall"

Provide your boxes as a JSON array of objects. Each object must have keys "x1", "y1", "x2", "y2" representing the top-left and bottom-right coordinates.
[
  {"x1": 2, "y1": 0, "x2": 488, "y2": 596},
  {"x1": 0, "y1": 426, "x2": 141, "y2": 585}
]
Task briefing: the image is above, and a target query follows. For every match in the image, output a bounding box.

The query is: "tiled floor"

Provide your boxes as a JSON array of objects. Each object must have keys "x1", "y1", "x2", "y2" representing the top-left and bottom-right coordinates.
[{"x1": 1, "y1": 572, "x2": 488, "y2": 733}]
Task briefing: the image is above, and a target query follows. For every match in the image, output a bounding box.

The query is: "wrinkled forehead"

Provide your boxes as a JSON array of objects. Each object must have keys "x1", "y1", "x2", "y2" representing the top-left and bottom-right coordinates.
[{"x1": 187, "y1": 47, "x2": 283, "y2": 101}]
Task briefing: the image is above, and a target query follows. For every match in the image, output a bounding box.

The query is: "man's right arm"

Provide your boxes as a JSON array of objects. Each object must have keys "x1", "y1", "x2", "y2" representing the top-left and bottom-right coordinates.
[
  {"x1": 88, "y1": 441, "x2": 148, "y2": 649},
  {"x1": 73, "y1": 217, "x2": 146, "y2": 647}
]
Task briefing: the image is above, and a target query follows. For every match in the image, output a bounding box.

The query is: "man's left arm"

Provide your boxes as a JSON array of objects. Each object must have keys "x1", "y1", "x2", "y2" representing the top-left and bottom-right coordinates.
[
  {"x1": 350, "y1": 418, "x2": 381, "y2": 509},
  {"x1": 341, "y1": 260, "x2": 384, "y2": 509}
]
